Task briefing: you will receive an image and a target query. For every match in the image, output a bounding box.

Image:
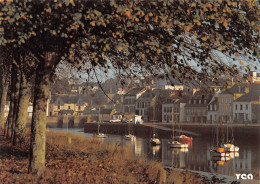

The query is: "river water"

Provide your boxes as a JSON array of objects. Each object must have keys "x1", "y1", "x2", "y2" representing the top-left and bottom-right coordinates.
[{"x1": 49, "y1": 128, "x2": 260, "y2": 180}]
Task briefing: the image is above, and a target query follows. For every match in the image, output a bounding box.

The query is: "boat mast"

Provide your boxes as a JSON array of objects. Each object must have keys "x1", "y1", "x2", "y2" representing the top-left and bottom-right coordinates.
[
  {"x1": 172, "y1": 104, "x2": 174, "y2": 139},
  {"x1": 226, "y1": 102, "x2": 229, "y2": 144},
  {"x1": 217, "y1": 97, "x2": 219, "y2": 148}
]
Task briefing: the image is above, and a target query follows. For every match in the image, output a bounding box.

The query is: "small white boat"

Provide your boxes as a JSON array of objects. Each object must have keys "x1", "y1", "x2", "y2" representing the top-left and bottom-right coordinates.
[
  {"x1": 222, "y1": 143, "x2": 239, "y2": 152},
  {"x1": 150, "y1": 138, "x2": 161, "y2": 145},
  {"x1": 168, "y1": 140, "x2": 188, "y2": 148},
  {"x1": 125, "y1": 134, "x2": 136, "y2": 141},
  {"x1": 95, "y1": 133, "x2": 107, "y2": 138}
]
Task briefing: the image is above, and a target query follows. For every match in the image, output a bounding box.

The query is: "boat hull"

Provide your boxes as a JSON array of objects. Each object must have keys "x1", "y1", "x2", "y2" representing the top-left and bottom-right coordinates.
[
  {"x1": 179, "y1": 137, "x2": 193, "y2": 142},
  {"x1": 168, "y1": 140, "x2": 188, "y2": 148},
  {"x1": 210, "y1": 151, "x2": 230, "y2": 157},
  {"x1": 95, "y1": 133, "x2": 107, "y2": 138},
  {"x1": 223, "y1": 144, "x2": 239, "y2": 152},
  {"x1": 150, "y1": 138, "x2": 160, "y2": 145},
  {"x1": 177, "y1": 135, "x2": 193, "y2": 142},
  {"x1": 170, "y1": 144, "x2": 188, "y2": 148}
]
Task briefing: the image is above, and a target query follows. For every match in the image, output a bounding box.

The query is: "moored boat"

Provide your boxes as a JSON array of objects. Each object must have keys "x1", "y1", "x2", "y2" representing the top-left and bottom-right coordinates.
[
  {"x1": 150, "y1": 137, "x2": 161, "y2": 145},
  {"x1": 125, "y1": 134, "x2": 136, "y2": 141},
  {"x1": 95, "y1": 133, "x2": 108, "y2": 138},
  {"x1": 210, "y1": 148, "x2": 230, "y2": 157},
  {"x1": 168, "y1": 140, "x2": 188, "y2": 148},
  {"x1": 176, "y1": 134, "x2": 193, "y2": 142},
  {"x1": 222, "y1": 143, "x2": 239, "y2": 152}
]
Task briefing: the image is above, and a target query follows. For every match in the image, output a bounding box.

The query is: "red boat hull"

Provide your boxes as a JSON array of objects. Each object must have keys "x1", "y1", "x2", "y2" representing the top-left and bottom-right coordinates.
[{"x1": 179, "y1": 137, "x2": 193, "y2": 142}]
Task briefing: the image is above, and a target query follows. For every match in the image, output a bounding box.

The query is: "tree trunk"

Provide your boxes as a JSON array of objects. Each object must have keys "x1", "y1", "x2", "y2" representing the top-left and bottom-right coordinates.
[
  {"x1": 11, "y1": 68, "x2": 21, "y2": 142},
  {"x1": 6, "y1": 65, "x2": 17, "y2": 139},
  {"x1": 29, "y1": 52, "x2": 57, "y2": 176},
  {"x1": 0, "y1": 74, "x2": 10, "y2": 130},
  {"x1": 13, "y1": 70, "x2": 30, "y2": 145}
]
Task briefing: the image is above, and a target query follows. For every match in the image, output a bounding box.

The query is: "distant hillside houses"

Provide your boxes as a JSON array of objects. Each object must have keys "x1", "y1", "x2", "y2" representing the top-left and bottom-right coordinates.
[
  {"x1": 41, "y1": 75, "x2": 260, "y2": 124},
  {"x1": 48, "y1": 95, "x2": 89, "y2": 116}
]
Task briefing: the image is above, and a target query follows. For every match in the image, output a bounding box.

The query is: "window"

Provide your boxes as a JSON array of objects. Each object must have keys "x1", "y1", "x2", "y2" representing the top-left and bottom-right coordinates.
[
  {"x1": 246, "y1": 104, "x2": 248, "y2": 110},
  {"x1": 204, "y1": 100, "x2": 206, "y2": 104},
  {"x1": 58, "y1": 105, "x2": 60, "y2": 110},
  {"x1": 245, "y1": 114, "x2": 248, "y2": 120},
  {"x1": 221, "y1": 98, "x2": 224, "y2": 104},
  {"x1": 68, "y1": 106, "x2": 70, "y2": 110},
  {"x1": 164, "y1": 115, "x2": 167, "y2": 121},
  {"x1": 240, "y1": 105, "x2": 243, "y2": 110},
  {"x1": 164, "y1": 107, "x2": 166, "y2": 113},
  {"x1": 78, "y1": 106, "x2": 81, "y2": 110},
  {"x1": 199, "y1": 100, "x2": 201, "y2": 104},
  {"x1": 225, "y1": 97, "x2": 228, "y2": 103},
  {"x1": 235, "y1": 104, "x2": 237, "y2": 110}
]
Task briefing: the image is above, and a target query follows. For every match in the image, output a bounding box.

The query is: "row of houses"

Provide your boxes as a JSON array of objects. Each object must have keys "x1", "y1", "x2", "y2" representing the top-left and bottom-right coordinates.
[
  {"x1": 45, "y1": 80, "x2": 259, "y2": 124},
  {"x1": 123, "y1": 83, "x2": 260, "y2": 124},
  {"x1": 4, "y1": 72, "x2": 259, "y2": 124}
]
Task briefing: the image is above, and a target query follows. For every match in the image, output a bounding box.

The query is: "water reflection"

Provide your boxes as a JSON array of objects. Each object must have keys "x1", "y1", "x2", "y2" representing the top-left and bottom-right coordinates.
[{"x1": 49, "y1": 128, "x2": 259, "y2": 179}]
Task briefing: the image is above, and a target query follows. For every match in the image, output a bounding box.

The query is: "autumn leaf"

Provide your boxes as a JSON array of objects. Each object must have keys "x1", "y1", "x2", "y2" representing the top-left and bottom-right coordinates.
[
  {"x1": 201, "y1": 37, "x2": 207, "y2": 41},
  {"x1": 90, "y1": 21, "x2": 95, "y2": 26},
  {"x1": 125, "y1": 11, "x2": 131, "y2": 18}
]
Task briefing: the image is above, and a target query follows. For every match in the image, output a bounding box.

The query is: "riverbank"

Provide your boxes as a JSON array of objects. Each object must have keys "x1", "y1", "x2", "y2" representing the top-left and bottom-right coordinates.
[
  {"x1": 84, "y1": 123, "x2": 260, "y2": 139},
  {"x1": 0, "y1": 129, "x2": 204, "y2": 184}
]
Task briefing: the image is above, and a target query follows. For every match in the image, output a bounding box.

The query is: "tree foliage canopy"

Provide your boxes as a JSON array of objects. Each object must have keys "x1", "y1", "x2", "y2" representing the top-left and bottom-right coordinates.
[{"x1": 0, "y1": 0, "x2": 259, "y2": 82}]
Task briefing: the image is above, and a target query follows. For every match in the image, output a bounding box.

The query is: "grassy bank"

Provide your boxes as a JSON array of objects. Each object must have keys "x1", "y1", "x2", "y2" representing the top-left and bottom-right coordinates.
[{"x1": 0, "y1": 129, "x2": 205, "y2": 184}]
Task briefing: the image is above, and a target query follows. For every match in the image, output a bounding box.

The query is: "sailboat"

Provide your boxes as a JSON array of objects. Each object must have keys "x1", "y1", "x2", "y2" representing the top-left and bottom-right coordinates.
[
  {"x1": 150, "y1": 133, "x2": 161, "y2": 145},
  {"x1": 125, "y1": 123, "x2": 136, "y2": 141},
  {"x1": 168, "y1": 117, "x2": 188, "y2": 148},
  {"x1": 150, "y1": 106, "x2": 160, "y2": 145},
  {"x1": 210, "y1": 98, "x2": 229, "y2": 158},
  {"x1": 220, "y1": 103, "x2": 239, "y2": 153},
  {"x1": 95, "y1": 121, "x2": 107, "y2": 138},
  {"x1": 176, "y1": 134, "x2": 193, "y2": 142}
]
